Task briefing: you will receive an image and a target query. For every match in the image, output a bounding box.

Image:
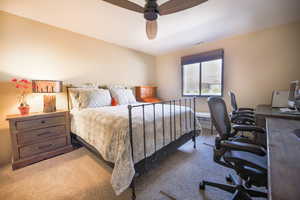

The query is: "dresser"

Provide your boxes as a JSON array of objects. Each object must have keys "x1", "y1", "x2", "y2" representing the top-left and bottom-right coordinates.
[
  {"x1": 135, "y1": 86, "x2": 160, "y2": 102},
  {"x1": 6, "y1": 111, "x2": 73, "y2": 170}
]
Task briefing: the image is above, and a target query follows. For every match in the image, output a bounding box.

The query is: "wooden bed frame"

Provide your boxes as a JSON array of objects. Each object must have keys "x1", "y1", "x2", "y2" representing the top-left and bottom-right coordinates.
[{"x1": 67, "y1": 86, "x2": 201, "y2": 200}]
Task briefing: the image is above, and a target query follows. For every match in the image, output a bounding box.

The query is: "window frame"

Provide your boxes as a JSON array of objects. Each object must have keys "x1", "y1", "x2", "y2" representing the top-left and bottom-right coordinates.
[{"x1": 181, "y1": 49, "x2": 224, "y2": 98}]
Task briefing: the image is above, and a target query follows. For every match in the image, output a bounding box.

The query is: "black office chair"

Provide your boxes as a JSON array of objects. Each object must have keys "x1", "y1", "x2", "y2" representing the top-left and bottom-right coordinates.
[
  {"x1": 230, "y1": 113, "x2": 255, "y2": 126},
  {"x1": 209, "y1": 96, "x2": 265, "y2": 146},
  {"x1": 229, "y1": 91, "x2": 255, "y2": 125},
  {"x1": 199, "y1": 97, "x2": 268, "y2": 200},
  {"x1": 220, "y1": 94, "x2": 266, "y2": 146},
  {"x1": 229, "y1": 91, "x2": 254, "y2": 113}
]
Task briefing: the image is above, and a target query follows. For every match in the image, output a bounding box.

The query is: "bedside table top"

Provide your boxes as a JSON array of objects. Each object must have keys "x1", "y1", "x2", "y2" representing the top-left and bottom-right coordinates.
[{"x1": 6, "y1": 110, "x2": 68, "y2": 120}]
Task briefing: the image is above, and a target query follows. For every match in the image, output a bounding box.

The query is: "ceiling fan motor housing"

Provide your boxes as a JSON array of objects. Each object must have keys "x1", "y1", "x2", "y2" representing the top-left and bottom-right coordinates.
[
  {"x1": 102, "y1": 0, "x2": 209, "y2": 40},
  {"x1": 144, "y1": 0, "x2": 159, "y2": 21}
]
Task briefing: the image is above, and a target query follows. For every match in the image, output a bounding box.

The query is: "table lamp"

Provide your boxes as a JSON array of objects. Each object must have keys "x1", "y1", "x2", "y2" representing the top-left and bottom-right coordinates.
[{"x1": 32, "y1": 80, "x2": 63, "y2": 113}]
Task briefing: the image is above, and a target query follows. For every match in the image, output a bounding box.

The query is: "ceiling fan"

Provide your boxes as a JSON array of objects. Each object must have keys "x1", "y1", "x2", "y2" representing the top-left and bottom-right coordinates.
[{"x1": 102, "y1": 0, "x2": 208, "y2": 40}]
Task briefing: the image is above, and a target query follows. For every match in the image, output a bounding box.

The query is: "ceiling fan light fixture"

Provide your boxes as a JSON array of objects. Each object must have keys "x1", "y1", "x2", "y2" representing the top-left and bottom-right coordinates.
[
  {"x1": 102, "y1": 0, "x2": 208, "y2": 40},
  {"x1": 146, "y1": 20, "x2": 157, "y2": 40}
]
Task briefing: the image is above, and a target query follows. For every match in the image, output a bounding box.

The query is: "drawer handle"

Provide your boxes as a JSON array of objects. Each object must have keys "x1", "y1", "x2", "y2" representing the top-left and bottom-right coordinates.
[
  {"x1": 37, "y1": 132, "x2": 52, "y2": 137},
  {"x1": 38, "y1": 144, "x2": 53, "y2": 149},
  {"x1": 41, "y1": 120, "x2": 46, "y2": 124}
]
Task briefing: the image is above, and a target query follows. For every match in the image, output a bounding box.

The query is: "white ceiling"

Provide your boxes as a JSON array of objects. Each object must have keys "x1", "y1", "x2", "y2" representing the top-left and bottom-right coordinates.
[{"x1": 1, "y1": 0, "x2": 300, "y2": 55}]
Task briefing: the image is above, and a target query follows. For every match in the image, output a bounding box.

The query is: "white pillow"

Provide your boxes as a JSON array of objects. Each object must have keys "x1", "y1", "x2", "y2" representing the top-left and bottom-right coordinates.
[
  {"x1": 69, "y1": 87, "x2": 95, "y2": 109},
  {"x1": 110, "y1": 88, "x2": 137, "y2": 105},
  {"x1": 79, "y1": 89, "x2": 112, "y2": 108}
]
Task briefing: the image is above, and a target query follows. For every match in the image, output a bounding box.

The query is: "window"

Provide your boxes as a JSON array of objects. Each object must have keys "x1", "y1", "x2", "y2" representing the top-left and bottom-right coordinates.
[{"x1": 182, "y1": 49, "x2": 224, "y2": 97}]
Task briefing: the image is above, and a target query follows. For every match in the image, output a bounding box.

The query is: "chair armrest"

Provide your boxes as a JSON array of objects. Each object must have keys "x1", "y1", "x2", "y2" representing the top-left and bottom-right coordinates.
[
  {"x1": 231, "y1": 114, "x2": 254, "y2": 121},
  {"x1": 239, "y1": 107, "x2": 254, "y2": 111},
  {"x1": 232, "y1": 112, "x2": 254, "y2": 118},
  {"x1": 233, "y1": 110, "x2": 254, "y2": 115},
  {"x1": 230, "y1": 136, "x2": 256, "y2": 144},
  {"x1": 220, "y1": 140, "x2": 266, "y2": 156},
  {"x1": 233, "y1": 125, "x2": 265, "y2": 133},
  {"x1": 231, "y1": 116, "x2": 255, "y2": 124}
]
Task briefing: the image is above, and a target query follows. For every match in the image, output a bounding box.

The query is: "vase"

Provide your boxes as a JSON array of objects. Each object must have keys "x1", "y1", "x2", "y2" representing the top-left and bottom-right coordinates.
[{"x1": 18, "y1": 106, "x2": 30, "y2": 115}]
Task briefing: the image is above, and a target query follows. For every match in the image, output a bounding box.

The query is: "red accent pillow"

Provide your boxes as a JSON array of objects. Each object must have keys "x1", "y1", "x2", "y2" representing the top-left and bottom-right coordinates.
[{"x1": 111, "y1": 97, "x2": 118, "y2": 106}]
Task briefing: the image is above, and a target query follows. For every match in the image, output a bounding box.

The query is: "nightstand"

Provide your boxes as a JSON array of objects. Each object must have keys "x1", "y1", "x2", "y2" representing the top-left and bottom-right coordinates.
[
  {"x1": 6, "y1": 110, "x2": 73, "y2": 170},
  {"x1": 135, "y1": 86, "x2": 160, "y2": 102}
]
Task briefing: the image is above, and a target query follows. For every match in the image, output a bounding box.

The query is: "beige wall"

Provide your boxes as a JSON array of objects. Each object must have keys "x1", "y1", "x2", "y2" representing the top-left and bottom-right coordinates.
[
  {"x1": 155, "y1": 21, "x2": 300, "y2": 112},
  {"x1": 0, "y1": 11, "x2": 156, "y2": 165},
  {"x1": 1, "y1": 10, "x2": 300, "y2": 166}
]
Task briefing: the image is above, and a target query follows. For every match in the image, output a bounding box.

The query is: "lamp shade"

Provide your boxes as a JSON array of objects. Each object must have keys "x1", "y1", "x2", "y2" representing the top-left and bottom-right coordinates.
[{"x1": 32, "y1": 80, "x2": 62, "y2": 93}]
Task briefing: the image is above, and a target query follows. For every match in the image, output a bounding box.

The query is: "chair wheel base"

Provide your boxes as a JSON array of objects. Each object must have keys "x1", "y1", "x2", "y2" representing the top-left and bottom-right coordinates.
[
  {"x1": 199, "y1": 181, "x2": 205, "y2": 190},
  {"x1": 199, "y1": 179, "x2": 267, "y2": 199}
]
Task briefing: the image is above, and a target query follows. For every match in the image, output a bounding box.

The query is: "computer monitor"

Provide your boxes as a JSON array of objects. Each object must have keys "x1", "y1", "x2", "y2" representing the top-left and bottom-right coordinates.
[{"x1": 288, "y1": 80, "x2": 299, "y2": 108}]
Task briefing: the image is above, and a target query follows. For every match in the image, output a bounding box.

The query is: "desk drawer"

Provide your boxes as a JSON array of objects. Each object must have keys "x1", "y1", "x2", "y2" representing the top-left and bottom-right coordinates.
[
  {"x1": 16, "y1": 116, "x2": 65, "y2": 131},
  {"x1": 19, "y1": 137, "x2": 67, "y2": 159},
  {"x1": 17, "y1": 126, "x2": 66, "y2": 145}
]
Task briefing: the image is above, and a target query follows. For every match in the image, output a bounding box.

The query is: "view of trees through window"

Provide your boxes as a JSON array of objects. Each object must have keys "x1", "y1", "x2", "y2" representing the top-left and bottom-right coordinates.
[
  {"x1": 201, "y1": 59, "x2": 222, "y2": 96},
  {"x1": 183, "y1": 63, "x2": 200, "y2": 95},
  {"x1": 182, "y1": 55, "x2": 223, "y2": 97}
]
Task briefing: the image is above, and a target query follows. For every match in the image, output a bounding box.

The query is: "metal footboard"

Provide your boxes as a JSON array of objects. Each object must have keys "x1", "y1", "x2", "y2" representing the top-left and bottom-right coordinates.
[{"x1": 128, "y1": 97, "x2": 199, "y2": 199}]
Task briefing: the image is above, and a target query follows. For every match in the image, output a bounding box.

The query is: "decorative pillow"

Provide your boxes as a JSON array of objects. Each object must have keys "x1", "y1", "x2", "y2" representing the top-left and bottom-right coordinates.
[
  {"x1": 68, "y1": 87, "x2": 95, "y2": 109},
  {"x1": 111, "y1": 97, "x2": 118, "y2": 106},
  {"x1": 79, "y1": 89, "x2": 112, "y2": 109},
  {"x1": 110, "y1": 88, "x2": 137, "y2": 105}
]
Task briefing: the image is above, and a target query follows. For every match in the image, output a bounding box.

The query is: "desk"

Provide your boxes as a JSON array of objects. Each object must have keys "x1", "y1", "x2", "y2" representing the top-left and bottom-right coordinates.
[
  {"x1": 266, "y1": 118, "x2": 300, "y2": 200},
  {"x1": 255, "y1": 105, "x2": 300, "y2": 128}
]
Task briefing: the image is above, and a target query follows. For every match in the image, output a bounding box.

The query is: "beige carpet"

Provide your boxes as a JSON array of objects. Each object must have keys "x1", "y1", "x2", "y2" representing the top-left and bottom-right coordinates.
[{"x1": 0, "y1": 133, "x2": 265, "y2": 200}]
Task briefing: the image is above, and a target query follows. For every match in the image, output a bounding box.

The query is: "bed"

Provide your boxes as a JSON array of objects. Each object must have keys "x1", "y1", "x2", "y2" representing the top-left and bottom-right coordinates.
[{"x1": 67, "y1": 86, "x2": 201, "y2": 199}]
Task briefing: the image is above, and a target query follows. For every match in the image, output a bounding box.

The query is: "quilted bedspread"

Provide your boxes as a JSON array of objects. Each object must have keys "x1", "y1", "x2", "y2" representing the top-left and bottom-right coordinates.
[{"x1": 70, "y1": 103, "x2": 201, "y2": 195}]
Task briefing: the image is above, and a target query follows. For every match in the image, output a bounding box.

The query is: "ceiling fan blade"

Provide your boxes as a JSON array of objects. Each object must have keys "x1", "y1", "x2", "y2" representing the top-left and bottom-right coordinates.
[
  {"x1": 146, "y1": 20, "x2": 157, "y2": 40},
  {"x1": 159, "y1": 0, "x2": 208, "y2": 16},
  {"x1": 102, "y1": 0, "x2": 144, "y2": 13}
]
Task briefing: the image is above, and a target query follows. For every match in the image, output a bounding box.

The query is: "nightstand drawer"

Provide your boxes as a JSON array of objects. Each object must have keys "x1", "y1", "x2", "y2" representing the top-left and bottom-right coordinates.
[
  {"x1": 16, "y1": 116, "x2": 65, "y2": 131},
  {"x1": 17, "y1": 125, "x2": 66, "y2": 145},
  {"x1": 19, "y1": 137, "x2": 67, "y2": 159}
]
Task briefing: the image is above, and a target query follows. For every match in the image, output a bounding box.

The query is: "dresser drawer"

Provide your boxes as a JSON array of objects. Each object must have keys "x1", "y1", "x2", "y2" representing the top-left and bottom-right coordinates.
[
  {"x1": 15, "y1": 116, "x2": 65, "y2": 131},
  {"x1": 19, "y1": 137, "x2": 67, "y2": 159},
  {"x1": 17, "y1": 125, "x2": 66, "y2": 145}
]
